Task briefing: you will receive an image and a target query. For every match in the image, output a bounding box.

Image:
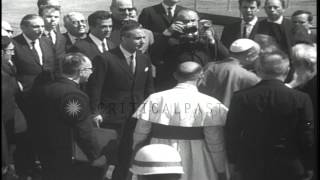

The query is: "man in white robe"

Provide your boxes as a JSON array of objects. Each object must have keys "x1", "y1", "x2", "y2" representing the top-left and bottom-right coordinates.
[{"x1": 132, "y1": 61, "x2": 228, "y2": 180}]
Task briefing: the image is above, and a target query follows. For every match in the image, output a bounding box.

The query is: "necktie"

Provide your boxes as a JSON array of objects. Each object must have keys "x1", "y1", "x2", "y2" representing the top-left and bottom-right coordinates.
[
  {"x1": 31, "y1": 41, "x2": 41, "y2": 65},
  {"x1": 243, "y1": 23, "x2": 248, "y2": 38},
  {"x1": 167, "y1": 7, "x2": 173, "y2": 20},
  {"x1": 129, "y1": 55, "x2": 135, "y2": 74},
  {"x1": 102, "y1": 41, "x2": 108, "y2": 53}
]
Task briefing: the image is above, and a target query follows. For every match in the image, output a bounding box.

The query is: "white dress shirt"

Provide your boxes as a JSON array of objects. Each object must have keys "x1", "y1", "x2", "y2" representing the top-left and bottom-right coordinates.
[
  {"x1": 89, "y1": 33, "x2": 108, "y2": 53},
  {"x1": 242, "y1": 16, "x2": 258, "y2": 37},
  {"x1": 119, "y1": 45, "x2": 136, "y2": 73},
  {"x1": 23, "y1": 34, "x2": 43, "y2": 65}
]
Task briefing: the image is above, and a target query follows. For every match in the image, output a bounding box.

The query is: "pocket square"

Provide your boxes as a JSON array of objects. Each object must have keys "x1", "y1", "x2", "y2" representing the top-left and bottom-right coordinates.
[{"x1": 144, "y1": 67, "x2": 149, "y2": 72}]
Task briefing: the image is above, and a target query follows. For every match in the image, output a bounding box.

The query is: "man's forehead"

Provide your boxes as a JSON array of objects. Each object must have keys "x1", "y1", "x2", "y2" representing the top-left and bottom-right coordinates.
[
  {"x1": 70, "y1": 14, "x2": 85, "y2": 21},
  {"x1": 266, "y1": 0, "x2": 282, "y2": 6},
  {"x1": 128, "y1": 28, "x2": 145, "y2": 36},
  {"x1": 29, "y1": 18, "x2": 44, "y2": 25},
  {"x1": 116, "y1": 0, "x2": 133, "y2": 8},
  {"x1": 43, "y1": 8, "x2": 60, "y2": 15}
]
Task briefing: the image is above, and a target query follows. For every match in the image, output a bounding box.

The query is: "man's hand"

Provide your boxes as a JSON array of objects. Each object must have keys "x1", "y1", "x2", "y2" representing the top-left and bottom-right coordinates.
[
  {"x1": 93, "y1": 114, "x2": 103, "y2": 128},
  {"x1": 302, "y1": 170, "x2": 314, "y2": 180},
  {"x1": 91, "y1": 155, "x2": 107, "y2": 167},
  {"x1": 163, "y1": 21, "x2": 185, "y2": 36},
  {"x1": 203, "y1": 28, "x2": 215, "y2": 44}
]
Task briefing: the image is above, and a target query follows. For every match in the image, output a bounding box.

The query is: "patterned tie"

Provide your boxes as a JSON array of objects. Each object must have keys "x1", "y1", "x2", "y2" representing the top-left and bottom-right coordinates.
[
  {"x1": 31, "y1": 41, "x2": 41, "y2": 65},
  {"x1": 129, "y1": 55, "x2": 135, "y2": 74},
  {"x1": 102, "y1": 41, "x2": 108, "y2": 53}
]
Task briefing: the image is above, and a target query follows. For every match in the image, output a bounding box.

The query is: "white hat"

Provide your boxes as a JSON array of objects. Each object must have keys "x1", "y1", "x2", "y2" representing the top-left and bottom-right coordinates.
[
  {"x1": 230, "y1": 38, "x2": 257, "y2": 53},
  {"x1": 130, "y1": 144, "x2": 184, "y2": 175}
]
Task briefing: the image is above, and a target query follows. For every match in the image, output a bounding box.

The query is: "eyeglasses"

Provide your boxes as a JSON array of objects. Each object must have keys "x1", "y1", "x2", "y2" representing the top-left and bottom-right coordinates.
[
  {"x1": 118, "y1": 8, "x2": 135, "y2": 12},
  {"x1": 71, "y1": 20, "x2": 87, "y2": 26}
]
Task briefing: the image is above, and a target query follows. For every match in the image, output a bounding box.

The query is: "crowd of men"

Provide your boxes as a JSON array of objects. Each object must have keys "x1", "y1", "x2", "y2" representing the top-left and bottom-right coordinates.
[{"x1": 1, "y1": 0, "x2": 317, "y2": 180}]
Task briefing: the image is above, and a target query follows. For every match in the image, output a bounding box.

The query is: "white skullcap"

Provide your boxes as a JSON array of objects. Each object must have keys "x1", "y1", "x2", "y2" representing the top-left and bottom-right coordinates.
[{"x1": 230, "y1": 38, "x2": 257, "y2": 53}]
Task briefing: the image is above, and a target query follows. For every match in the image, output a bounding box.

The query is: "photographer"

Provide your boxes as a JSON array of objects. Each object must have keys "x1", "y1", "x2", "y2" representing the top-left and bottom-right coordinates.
[{"x1": 151, "y1": 9, "x2": 229, "y2": 91}]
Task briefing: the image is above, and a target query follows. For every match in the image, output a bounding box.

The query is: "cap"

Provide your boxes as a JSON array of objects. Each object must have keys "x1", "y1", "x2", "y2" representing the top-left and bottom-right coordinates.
[
  {"x1": 130, "y1": 144, "x2": 184, "y2": 175},
  {"x1": 230, "y1": 38, "x2": 257, "y2": 53}
]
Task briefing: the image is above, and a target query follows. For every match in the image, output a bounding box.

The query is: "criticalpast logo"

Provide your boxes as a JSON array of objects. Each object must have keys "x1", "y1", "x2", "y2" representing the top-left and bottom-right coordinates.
[{"x1": 65, "y1": 99, "x2": 81, "y2": 117}]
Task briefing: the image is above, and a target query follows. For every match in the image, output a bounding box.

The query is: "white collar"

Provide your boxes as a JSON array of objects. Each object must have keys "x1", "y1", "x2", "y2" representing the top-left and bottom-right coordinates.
[
  {"x1": 242, "y1": 16, "x2": 258, "y2": 26},
  {"x1": 175, "y1": 83, "x2": 198, "y2": 92},
  {"x1": 89, "y1": 33, "x2": 105, "y2": 44},
  {"x1": 119, "y1": 44, "x2": 136, "y2": 59},
  {"x1": 162, "y1": 2, "x2": 176, "y2": 13},
  {"x1": 22, "y1": 34, "x2": 39, "y2": 48},
  {"x1": 267, "y1": 16, "x2": 283, "y2": 25}
]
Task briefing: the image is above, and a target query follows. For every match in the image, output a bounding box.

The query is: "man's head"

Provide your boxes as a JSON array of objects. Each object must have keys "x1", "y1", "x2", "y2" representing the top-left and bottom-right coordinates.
[
  {"x1": 61, "y1": 52, "x2": 93, "y2": 83},
  {"x1": 39, "y1": 5, "x2": 61, "y2": 31},
  {"x1": 292, "y1": 10, "x2": 313, "y2": 31},
  {"x1": 255, "y1": 49, "x2": 290, "y2": 80},
  {"x1": 20, "y1": 14, "x2": 45, "y2": 40},
  {"x1": 88, "y1": 11, "x2": 113, "y2": 40},
  {"x1": 230, "y1": 38, "x2": 261, "y2": 66},
  {"x1": 130, "y1": 144, "x2": 183, "y2": 180},
  {"x1": 291, "y1": 43, "x2": 317, "y2": 83},
  {"x1": 174, "y1": 61, "x2": 203, "y2": 83},
  {"x1": 1, "y1": 36, "x2": 15, "y2": 63},
  {"x1": 239, "y1": 0, "x2": 260, "y2": 22},
  {"x1": 63, "y1": 12, "x2": 87, "y2": 37},
  {"x1": 264, "y1": 0, "x2": 285, "y2": 21},
  {"x1": 175, "y1": 9, "x2": 200, "y2": 31},
  {"x1": 120, "y1": 20, "x2": 145, "y2": 53},
  {"x1": 2, "y1": 21, "x2": 14, "y2": 38},
  {"x1": 163, "y1": 0, "x2": 181, "y2": 7},
  {"x1": 110, "y1": 0, "x2": 134, "y2": 23}
]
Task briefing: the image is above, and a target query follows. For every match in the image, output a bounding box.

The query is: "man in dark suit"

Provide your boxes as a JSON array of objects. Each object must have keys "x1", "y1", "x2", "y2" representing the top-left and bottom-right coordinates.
[
  {"x1": 221, "y1": 0, "x2": 261, "y2": 49},
  {"x1": 151, "y1": 9, "x2": 229, "y2": 91},
  {"x1": 70, "y1": 11, "x2": 115, "y2": 62},
  {"x1": 12, "y1": 14, "x2": 56, "y2": 179},
  {"x1": 226, "y1": 50, "x2": 314, "y2": 180},
  {"x1": 32, "y1": 53, "x2": 107, "y2": 180},
  {"x1": 87, "y1": 21, "x2": 154, "y2": 180},
  {"x1": 138, "y1": 0, "x2": 184, "y2": 38},
  {"x1": 257, "y1": 0, "x2": 311, "y2": 82},
  {"x1": 63, "y1": 12, "x2": 88, "y2": 51},
  {"x1": 109, "y1": 0, "x2": 135, "y2": 45},
  {"x1": 39, "y1": 5, "x2": 66, "y2": 61},
  {"x1": 291, "y1": 10, "x2": 317, "y2": 44}
]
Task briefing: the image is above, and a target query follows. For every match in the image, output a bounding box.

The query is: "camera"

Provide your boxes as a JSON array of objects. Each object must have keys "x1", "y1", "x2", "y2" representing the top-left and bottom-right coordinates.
[{"x1": 183, "y1": 25, "x2": 198, "y2": 34}]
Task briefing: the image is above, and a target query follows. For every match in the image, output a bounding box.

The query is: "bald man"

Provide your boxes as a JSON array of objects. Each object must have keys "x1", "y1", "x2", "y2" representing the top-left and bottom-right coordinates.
[
  {"x1": 109, "y1": 0, "x2": 135, "y2": 45},
  {"x1": 133, "y1": 61, "x2": 228, "y2": 180}
]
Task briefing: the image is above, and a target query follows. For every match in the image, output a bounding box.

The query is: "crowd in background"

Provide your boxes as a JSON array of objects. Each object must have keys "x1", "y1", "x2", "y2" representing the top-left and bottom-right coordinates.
[{"x1": 1, "y1": 0, "x2": 317, "y2": 180}]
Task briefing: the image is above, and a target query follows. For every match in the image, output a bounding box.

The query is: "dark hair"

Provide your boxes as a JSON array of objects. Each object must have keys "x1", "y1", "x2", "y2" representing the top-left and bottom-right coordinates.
[
  {"x1": 292, "y1": 10, "x2": 313, "y2": 22},
  {"x1": 38, "y1": 5, "x2": 61, "y2": 16},
  {"x1": 88, "y1": 10, "x2": 112, "y2": 27},
  {"x1": 239, "y1": 0, "x2": 261, "y2": 8},
  {"x1": 265, "y1": 0, "x2": 286, "y2": 8},
  {"x1": 20, "y1": 14, "x2": 42, "y2": 27},
  {"x1": 61, "y1": 52, "x2": 87, "y2": 76},
  {"x1": 37, "y1": 0, "x2": 60, "y2": 8},
  {"x1": 1, "y1": 36, "x2": 12, "y2": 50},
  {"x1": 120, "y1": 20, "x2": 142, "y2": 37}
]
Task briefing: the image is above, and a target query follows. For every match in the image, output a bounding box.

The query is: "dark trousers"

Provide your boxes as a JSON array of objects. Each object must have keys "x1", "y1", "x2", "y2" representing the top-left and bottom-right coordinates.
[{"x1": 112, "y1": 118, "x2": 137, "y2": 180}]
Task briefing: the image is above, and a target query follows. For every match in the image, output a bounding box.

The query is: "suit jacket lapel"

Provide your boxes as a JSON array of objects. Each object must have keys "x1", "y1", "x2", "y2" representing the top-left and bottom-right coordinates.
[
  {"x1": 155, "y1": 4, "x2": 171, "y2": 25},
  {"x1": 19, "y1": 35, "x2": 42, "y2": 67},
  {"x1": 87, "y1": 36, "x2": 103, "y2": 55},
  {"x1": 113, "y1": 47, "x2": 134, "y2": 79},
  {"x1": 249, "y1": 21, "x2": 259, "y2": 39}
]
